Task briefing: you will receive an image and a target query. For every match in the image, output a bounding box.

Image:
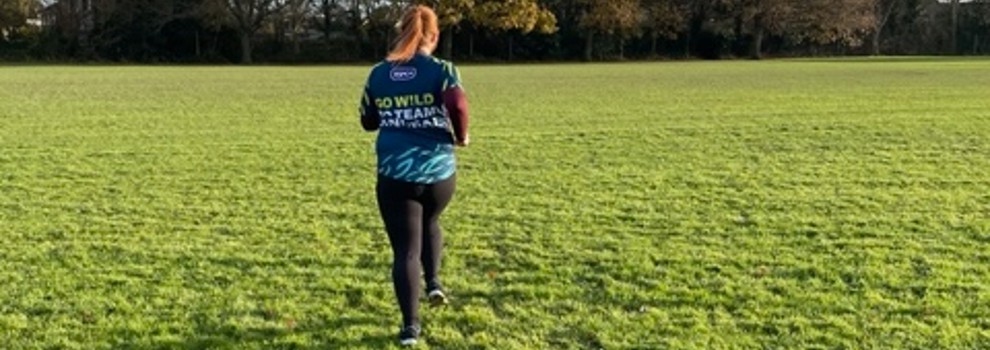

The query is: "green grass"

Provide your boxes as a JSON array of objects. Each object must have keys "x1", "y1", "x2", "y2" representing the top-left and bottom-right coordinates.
[{"x1": 1, "y1": 58, "x2": 989, "y2": 349}]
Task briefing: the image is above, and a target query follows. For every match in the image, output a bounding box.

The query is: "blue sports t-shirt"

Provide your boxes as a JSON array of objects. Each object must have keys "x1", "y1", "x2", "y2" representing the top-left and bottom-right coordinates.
[{"x1": 361, "y1": 53, "x2": 462, "y2": 184}]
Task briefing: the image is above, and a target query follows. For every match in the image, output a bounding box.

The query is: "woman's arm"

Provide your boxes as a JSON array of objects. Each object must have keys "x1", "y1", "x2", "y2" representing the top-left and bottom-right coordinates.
[
  {"x1": 442, "y1": 86, "x2": 469, "y2": 146},
  {"x1": 360, "y1": 86, "x2": 380, "y2": 131}
]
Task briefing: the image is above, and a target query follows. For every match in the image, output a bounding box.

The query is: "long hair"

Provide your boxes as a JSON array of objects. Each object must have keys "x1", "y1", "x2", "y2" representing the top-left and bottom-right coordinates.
[{"x1": 387, "y1": 5, "x2": 439, "y2": 63}]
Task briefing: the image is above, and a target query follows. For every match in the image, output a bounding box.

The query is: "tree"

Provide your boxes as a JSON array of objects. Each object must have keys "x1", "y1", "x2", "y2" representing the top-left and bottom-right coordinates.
[
  {"x1": 9, "y1": 0, "x2": 990, "y2": 62},
  {"x1": 677, "y1": 0, "x2": 736, "y2": 58},
  {"x1": 979, "y1": 0, "x2": 990, "y2": 53},
  {"x1": 731, "y1": 0, "x2": 798, "y2": 59},
  {"x1": 796, "y1": 0, "x2": 875, "y2": 49},
  {"x1": 868, "y1": 0, "x2": 903, "y2": 55},
  {"x1": 206, "y1": 0, "x2": 289, "y2": 63},
  {"x1": 577, "y1": 0, "x2": 641, "y2": 61},
  {"x1": 80, "y1": 0, "x2": 207, "y2": 61},
  {"x1": 470, "y1": 0, "x2": 556, "y2": 60},
  {"x1": 913, "y1": 0, "x2": 949, "y2": 54},
  {"x1": 313, "y1": 0, "x2": 346, "y2": 51},
  {"x1": 410, "y1": 0, "x2": 474, "y2": 58},
  {"x1": 641, "y1": 0, "x2": 688, "y2": 56},
  {"x1": 280, "y1": 0, "x2": 311, "y2": 56},
  {"x1": 40, "y1": 0, "x2": 105, "y2": 57},
  {"x1": 364, "y1": 0, "x2": 403, "y2": 58},
  {"x1": 949, "y1": 0, "x2": 960, "y2": 54}
]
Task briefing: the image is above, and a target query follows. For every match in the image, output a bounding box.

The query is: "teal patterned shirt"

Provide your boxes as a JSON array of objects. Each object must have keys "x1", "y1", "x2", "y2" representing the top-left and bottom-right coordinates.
[{"x1": 361, "y1": 53, "x2": 462, "y2": 184}]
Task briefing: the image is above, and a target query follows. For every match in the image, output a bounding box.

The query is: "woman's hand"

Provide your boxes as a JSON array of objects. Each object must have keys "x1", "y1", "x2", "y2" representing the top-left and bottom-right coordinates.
[{"x1": 456, "y1": 135, "x2": 470, "y2": 147}]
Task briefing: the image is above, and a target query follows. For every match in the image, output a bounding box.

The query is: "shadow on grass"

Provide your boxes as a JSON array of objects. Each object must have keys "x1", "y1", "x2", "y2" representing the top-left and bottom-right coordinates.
[
  {"x1": 110, "y1": 313, "x2": 394, "y2": 350},
  {"x1": 786, "y1": 56, "x2": 990, "y2": 64}
]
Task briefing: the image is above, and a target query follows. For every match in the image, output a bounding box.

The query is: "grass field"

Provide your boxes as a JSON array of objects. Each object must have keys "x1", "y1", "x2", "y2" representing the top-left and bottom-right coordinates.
[{"x1": 1, "y1": 58, "x2": 989, "y2": 349}]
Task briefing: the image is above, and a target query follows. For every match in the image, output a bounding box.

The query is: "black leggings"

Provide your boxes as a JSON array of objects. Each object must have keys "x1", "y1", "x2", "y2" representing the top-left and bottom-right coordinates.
[{"x1": 376, "y1": 174, "x2": 455, "y2": 327}]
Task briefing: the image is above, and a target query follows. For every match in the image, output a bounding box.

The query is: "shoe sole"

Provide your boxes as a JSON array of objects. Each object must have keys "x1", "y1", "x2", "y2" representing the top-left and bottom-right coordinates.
[{"x1": 428, "y1": 290, "x2": 448, "y2": 307}]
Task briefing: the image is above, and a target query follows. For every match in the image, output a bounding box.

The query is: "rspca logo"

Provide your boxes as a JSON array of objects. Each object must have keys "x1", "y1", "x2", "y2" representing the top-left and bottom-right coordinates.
[{"x1": 390, "y1": 67, "x2": 417, "y2": 82}]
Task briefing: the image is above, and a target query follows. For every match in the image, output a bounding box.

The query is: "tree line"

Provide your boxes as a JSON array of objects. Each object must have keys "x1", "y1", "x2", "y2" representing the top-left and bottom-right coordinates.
[{"x1": 1, "y1": 0, "x2": 989, "y2": 63}]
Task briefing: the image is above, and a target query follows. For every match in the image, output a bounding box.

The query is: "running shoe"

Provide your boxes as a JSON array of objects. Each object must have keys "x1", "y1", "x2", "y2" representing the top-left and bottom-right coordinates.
[{"x1": 398, "y1": 324, "x2": 420, "y2": 346}]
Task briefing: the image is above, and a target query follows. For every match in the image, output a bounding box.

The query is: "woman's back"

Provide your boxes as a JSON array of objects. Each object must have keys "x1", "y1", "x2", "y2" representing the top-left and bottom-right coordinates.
[{"x1": 362, "y1": 52, "x2": 462, "y2": 184}]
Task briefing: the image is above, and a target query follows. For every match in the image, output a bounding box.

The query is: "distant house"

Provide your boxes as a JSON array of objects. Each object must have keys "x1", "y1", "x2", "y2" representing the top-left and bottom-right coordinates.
[
  {"x1": 40, "y1": 3, "x2": 58, "y2": 28},
  {"x1": 40, "y1": 0, "x2": 94, "y2": 33}
]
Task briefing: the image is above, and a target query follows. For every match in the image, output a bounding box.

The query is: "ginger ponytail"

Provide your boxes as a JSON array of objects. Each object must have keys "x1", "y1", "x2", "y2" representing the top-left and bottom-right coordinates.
[{"x1": 387, "y1": 5, "x2": 439, "y2": 63}]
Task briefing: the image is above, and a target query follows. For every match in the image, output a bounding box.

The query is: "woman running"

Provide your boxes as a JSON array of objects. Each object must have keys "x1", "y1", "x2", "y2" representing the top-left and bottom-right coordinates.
[{"x1": 358, "y1": 5, "x2": 470, "y2": 346}]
